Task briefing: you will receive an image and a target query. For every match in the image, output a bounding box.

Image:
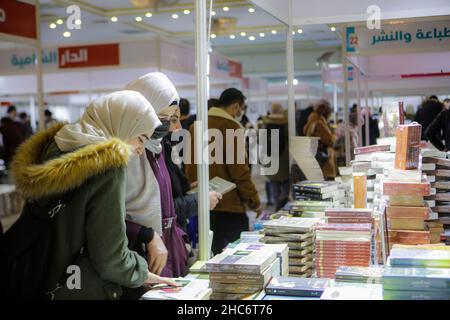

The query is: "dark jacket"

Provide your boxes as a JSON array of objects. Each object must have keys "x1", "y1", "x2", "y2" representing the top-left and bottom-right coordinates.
[
  {"x1": 414, "y1": 100, "x2": 443, "y2": 140},
  {"x1": 425, "y1": 109, "x2": 450, "y2": 151},
  {"x1": 10, "y1": 124, "x2": 148, "y2": 299},
  {"x1": 162, "y1": 137, "x2": 198, "y2": 232},
  {"x1": 296, "y1": 106, "x2": 314, "y2": 136},
  {"x1": 361, "y1": 116, "x2": 380, "y2": 146},
  {"x1": 0, "y1": 117, "x2": 25, "y2": 166}
]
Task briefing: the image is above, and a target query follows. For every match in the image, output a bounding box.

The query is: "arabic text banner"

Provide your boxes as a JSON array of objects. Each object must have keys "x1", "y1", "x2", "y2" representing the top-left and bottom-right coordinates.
[
  {"x1": 347, "y1": 20, "x2": 450, "y2": 55},
  {"x1": 0, "y1": 0, "x2": 37, "y2": 40},
  {"x1": 58, "y1": 44, "x2": 120, "y2": 69}
]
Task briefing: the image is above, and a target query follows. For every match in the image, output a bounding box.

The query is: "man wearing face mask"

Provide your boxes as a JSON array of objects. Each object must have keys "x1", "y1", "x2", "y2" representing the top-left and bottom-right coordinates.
[{"x1": 185, "y1": 88, "x2": 262, "y2": 255}]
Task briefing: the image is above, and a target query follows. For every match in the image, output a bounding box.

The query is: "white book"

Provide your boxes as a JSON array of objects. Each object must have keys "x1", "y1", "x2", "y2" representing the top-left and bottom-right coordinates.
[
  {"x1": 141, "y1": 279, "x2": 212, "y2": 300},
  {"x1": 188, "y1": 176, "x2": 236, "y2": 195},
  {"x1": 422, "y1": 163, "x2": 436, "y2": 171}
]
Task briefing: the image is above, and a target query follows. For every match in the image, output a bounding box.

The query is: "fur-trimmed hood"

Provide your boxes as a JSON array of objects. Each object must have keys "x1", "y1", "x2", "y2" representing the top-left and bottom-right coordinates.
[{"x1": 11, "y1": 123, "x2": 131, "y2": 200}]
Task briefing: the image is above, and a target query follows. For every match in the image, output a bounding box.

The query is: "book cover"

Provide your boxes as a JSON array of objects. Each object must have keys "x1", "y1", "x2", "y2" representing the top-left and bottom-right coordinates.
[
  {"x1": 293, "y1": 181, "x2": 339, "y2": 194},
  {"x1": 394, "y1": 123, "x2": 421, "y2": 170},
  {"x1": 209, "y1": 282, "x2": 262, "y2": 294},
  {"x1": 265, "y1": 277, "x2": 329, "y2": 297},
  {"x1": 335, "y1": 266, "x2": 384, "y2": 284},
  {"x1": 383, "y1": 289, "x2": 450, "y2": 300},
  {"x1": 389, "y1": 195, "x2": 425, "y2": 207},
  {"x1": 353, "y1": 173, "x2": 367, "y2": 208},
  {"x1": 383, "y1": 180, "x2": 431, "y2": 196},
  {"x1": 386, "y1": 206, "x2": 431, "y2": 219},
  {"x1": 389, "y1": 247, "x2": 450, "y2": 267},
  {"x1": 263, "y1": 217, "x2": 322, "y2": 233},
  {"x1": 382, "y1": 267, "x2": 450, "y2": 291},
  {"x1": 320, "y1": 284, "x2": 383, "y2": 300},
  {"x1": 325, "y1": 208, "x2": 372, "y2": 218},
  {"x1": 187, "y1": 176, "x2": 236, "y2": 195},
  {"x1": 387, "y1": 217, "x2": 427, "y2": 231},
  {"x1": 141, "y1": 279, "x2": 212, "y2": 300},
  {"x1": 354, "y1": 144, "x2": 391, "y2": 155}
]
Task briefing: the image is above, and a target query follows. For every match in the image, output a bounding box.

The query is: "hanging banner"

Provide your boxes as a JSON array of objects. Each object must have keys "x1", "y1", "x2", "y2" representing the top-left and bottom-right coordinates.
[
  {"x1": 0, "y1": 0, "x2": 37, "y2": 40},
  {"x1": 0, "y1": 48, "x2": 58, "y2": 74},
  {"x1": 58, "y1": 43, "x2": 120, "y2": 69},
  {"x1": 346, "y1": 20, "x2": 450, "y2": 55}
]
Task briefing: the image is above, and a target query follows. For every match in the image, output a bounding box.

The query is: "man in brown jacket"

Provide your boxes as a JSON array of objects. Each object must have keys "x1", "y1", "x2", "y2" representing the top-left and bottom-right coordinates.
[{"x1": 185, "y1": 88, "x2": 261, "y2": 254}]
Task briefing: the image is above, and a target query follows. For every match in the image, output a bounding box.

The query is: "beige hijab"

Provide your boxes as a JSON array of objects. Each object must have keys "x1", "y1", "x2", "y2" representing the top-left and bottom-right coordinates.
[
  {"x1": 54, "y1": 90, "x2": 160, "y2": 152},
  {"x1": 124, "y1": 72, "x2": 180, "y2": 234}
]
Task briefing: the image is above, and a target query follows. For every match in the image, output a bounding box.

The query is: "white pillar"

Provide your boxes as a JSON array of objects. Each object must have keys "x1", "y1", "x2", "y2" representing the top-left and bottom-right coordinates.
[
  {"x1": 333, "y1": 83, "x2": 338, "y2": 123},
  {"x1": 195, "y1": 0, "x2": 211, "y2": 261},
  {"x1": 286, "y1": 0, "x2": 296, "y2": 144},
  {"x1": 356, "y1": 67, "x2": 362, "y2": 147},
  {"x1": 342, "y1": 25, "x2": 351, "y2": 166},
  {"x1": 364, "y1": 75, "x2": 370, "y2": 146},
  {"x1": 35, "y1": 1, "x2": 45, "y2": 131}
]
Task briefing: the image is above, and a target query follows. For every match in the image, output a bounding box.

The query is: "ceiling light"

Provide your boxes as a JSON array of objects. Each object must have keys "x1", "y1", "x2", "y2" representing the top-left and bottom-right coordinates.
[
  {"x1": 172, "y1": 13, "x2": 179, "y2": 19},
  {"x1": 330, "y1": 26, "x2": 336, "y2": 32},
  {"x1": 146, "y1": 12, "x2": 153, "y2": 18},
  {"x1": 211, "y1": 33, "x2": 216, "y2": 39},
  {"x1": 111, "y1": 16, "x2": 118, "y2": 22},
  {"x1": 211, "y1": 11, "x2": 216, "y2": 16},
  {"x1": 259, "y1": 32, "x2": 265, "y2": 37},
  {"x1": 297, "y1": 28, "x2": 303, "y2": 34},
  {"x1": 75, "y1": 19, "x2": 81, "y2": 25},
  {"x1": 292, "y1": 31, "x2": 295, "y2": 35},
  {"x1": 294, "y1": 79, "x2": 299, "y2": 85},
  {"x1": 249, "y1": 35, "x2": 256, "y2": 41},
  {"x1": 240, "y1": 32, "x2": 246, "y2": 36},
  {"x1": 230, "y1": 34, "x2": 236, "y2": 39},
  {"x1": 271, "y1": 30, "x2": 277, "y2": 34},
  {"x1": 63, "y1": 31, "x2": 71, "y2": 37},
  {"x1": 56, "y1": 19, "x2": 63, "y2": 25},
  {"x1": 248, "y1": 8, "x2": 255, "y2": 13},
  {"x1": 183, "y1": 9, "x2": 190, "y2": 15},
  {"x1": 135, "y1": 16, "x2": 142, "y2": 22},
  {"x1": 49, "y1": 23, "x2": 56, "y2": 29},
  {"x1": 223, "y1": 6, "x2": 230, "y2": 12}
]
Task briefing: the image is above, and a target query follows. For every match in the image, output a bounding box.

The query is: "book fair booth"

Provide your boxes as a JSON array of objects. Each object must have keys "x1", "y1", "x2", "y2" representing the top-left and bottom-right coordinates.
[{"x1": 1, "y1": 0, "x2": 450, "y2": 301}]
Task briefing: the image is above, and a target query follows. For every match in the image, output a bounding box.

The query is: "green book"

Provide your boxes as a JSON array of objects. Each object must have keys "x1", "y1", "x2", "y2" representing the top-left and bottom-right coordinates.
[
  {"x1": 382, "y1": 267, "x2": 450, "y2": 291},
  {"x1": 389, "y1": 248, "x2": 450, "y2": 268}
]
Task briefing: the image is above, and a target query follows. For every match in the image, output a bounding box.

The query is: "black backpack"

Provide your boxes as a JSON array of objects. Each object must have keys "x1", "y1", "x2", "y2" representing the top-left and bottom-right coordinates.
[{"x1": 0, "y1": 196, "x2": 68, "y2": 299}]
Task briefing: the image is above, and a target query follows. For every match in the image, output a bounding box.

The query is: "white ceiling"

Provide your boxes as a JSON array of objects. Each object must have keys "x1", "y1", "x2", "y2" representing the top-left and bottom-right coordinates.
[{"x1": 36, "y1": 0, "x2": 340, "y2": 48}]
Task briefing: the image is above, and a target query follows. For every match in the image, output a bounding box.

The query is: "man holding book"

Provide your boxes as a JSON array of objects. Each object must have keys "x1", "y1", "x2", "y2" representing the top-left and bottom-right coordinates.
[{"x1": 185, "y1": 88, "x2": 262, "y2": 255}]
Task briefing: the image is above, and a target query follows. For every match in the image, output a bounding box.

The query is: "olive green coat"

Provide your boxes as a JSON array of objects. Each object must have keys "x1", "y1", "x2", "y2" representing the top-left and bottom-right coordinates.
[{"x1": 11, "y1": 124, "x2": 148, "y2": 300}]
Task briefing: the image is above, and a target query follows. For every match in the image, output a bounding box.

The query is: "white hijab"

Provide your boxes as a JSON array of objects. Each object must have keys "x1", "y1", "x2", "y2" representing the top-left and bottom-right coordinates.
[
  {"x1": 125, "y1": 72, "x2": 180, "y2": 234},
  {"x1": 54, "y1": 90, "x2": 160, "y2": 152}
]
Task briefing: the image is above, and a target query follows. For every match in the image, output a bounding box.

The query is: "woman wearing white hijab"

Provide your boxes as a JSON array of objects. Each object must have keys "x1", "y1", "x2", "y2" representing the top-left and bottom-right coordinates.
[
  {"x1": 125, "y1": 72, "x2": 198, "y2": 277},
  {"x1": 6, "y1": 90, "x2": 176, "y2": 299}
]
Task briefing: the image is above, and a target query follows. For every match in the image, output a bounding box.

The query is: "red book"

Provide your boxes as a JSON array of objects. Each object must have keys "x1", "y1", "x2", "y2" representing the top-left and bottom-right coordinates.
[
  {"x1": 383, "y1": 180, "x2": 430, "y2": 196},
  {"x1": 325, "y1": 208, "x2": 373, "y2": 218},
  {"x1": 315, "y1": 223, "x2": 372, "y2": 232},
  {"x1": 354, "y1": 144, "x2": 391, "y2": 155},
  {"x1": 326, "y1": 217, "x2": 374, "y2": 224}
]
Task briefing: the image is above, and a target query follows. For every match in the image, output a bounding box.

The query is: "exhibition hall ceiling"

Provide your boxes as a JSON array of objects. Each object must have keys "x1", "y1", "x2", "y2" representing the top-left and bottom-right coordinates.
[{"x1": 36, "y1": 0, "x2": 341, "y2": 49}]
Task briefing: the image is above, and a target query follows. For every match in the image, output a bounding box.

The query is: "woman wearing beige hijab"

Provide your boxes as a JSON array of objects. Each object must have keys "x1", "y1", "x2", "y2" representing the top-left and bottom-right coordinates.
[
  {"x1": 5, "y1": 91, "x2": 176, "y2": 299},
  {"x1": 125, "y1": 73, "x2": 220, "y2": 277}
]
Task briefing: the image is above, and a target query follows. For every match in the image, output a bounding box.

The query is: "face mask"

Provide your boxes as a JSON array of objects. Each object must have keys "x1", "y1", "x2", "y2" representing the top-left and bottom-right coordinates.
[
  {"x1": 151, "y1": 120, "x2": 170, "y2": 140},
  {"x1": 235, "y1": 109, "x2": 244, "y2": 122}
]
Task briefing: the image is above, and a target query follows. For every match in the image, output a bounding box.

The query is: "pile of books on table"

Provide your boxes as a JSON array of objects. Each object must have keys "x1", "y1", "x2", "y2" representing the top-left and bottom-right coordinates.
[
  {"x1": 423, "y1": 154, "x2": 450, "y2": 242},
  {"x1": 205, "y1": 245, "x2": 282, "y2": 300},
  {"x1": 262, "y1": 217, "x2": 321, "y2": 277},
  {"x1": 291, "y1": 181, "x2": 342, "y2": 218},
  {"x1": 353, "y1": 144, "x2": 393, "y2": 210},
  {"x1": 263, "y1": 276, "x2": 330, "y2": 300},
  {"x1": 315, "y1": 223, "x2": 372, "y2": 278},
  {"x1": 336, "y1": 167, "x2": 353, "y2": 207},
  {"x1": 382, "y1": 245, "x2": 450, "y2": 300}
]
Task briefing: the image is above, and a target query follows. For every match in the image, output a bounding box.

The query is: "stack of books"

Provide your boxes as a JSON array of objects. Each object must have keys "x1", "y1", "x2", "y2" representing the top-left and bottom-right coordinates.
[
  {"x1": 264, "y1": 276, "x2": 330, "y2": 300},
  {"x1": 205, "y1": 248, "x2": 278, "y2": 300},
  {"x1": 383, "y1": 175, "x2": 440, "y2": 249},
  {"x1": 291, "y1": 181, "x2": 343, "y2": 218},
  {"x1": 141, "y1": 279, "x2": 212, "y2": 300},
  {"x1": 382, "y1": 245, "x2": 450, "y2": 300},
  {"x1": 423, "y1": 156, "x2": 450, "y2": 240},
  {"x1": 262, "y1": 217, "x2": 322, "y2": 277},
  {"x1": 315, "y1": 223, "x2": 372, "y2": 278}
]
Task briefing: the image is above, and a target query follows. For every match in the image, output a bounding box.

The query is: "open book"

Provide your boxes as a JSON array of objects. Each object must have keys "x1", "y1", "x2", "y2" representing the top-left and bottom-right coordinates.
[{"x1": 187, "y1": 176, "x2": 236, "y2": 195}]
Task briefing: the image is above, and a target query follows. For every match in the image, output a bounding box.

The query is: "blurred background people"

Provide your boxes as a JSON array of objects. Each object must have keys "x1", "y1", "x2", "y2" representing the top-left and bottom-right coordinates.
[{"x1": 414, "y1": 95, "x2": 443, "y2": 140}]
